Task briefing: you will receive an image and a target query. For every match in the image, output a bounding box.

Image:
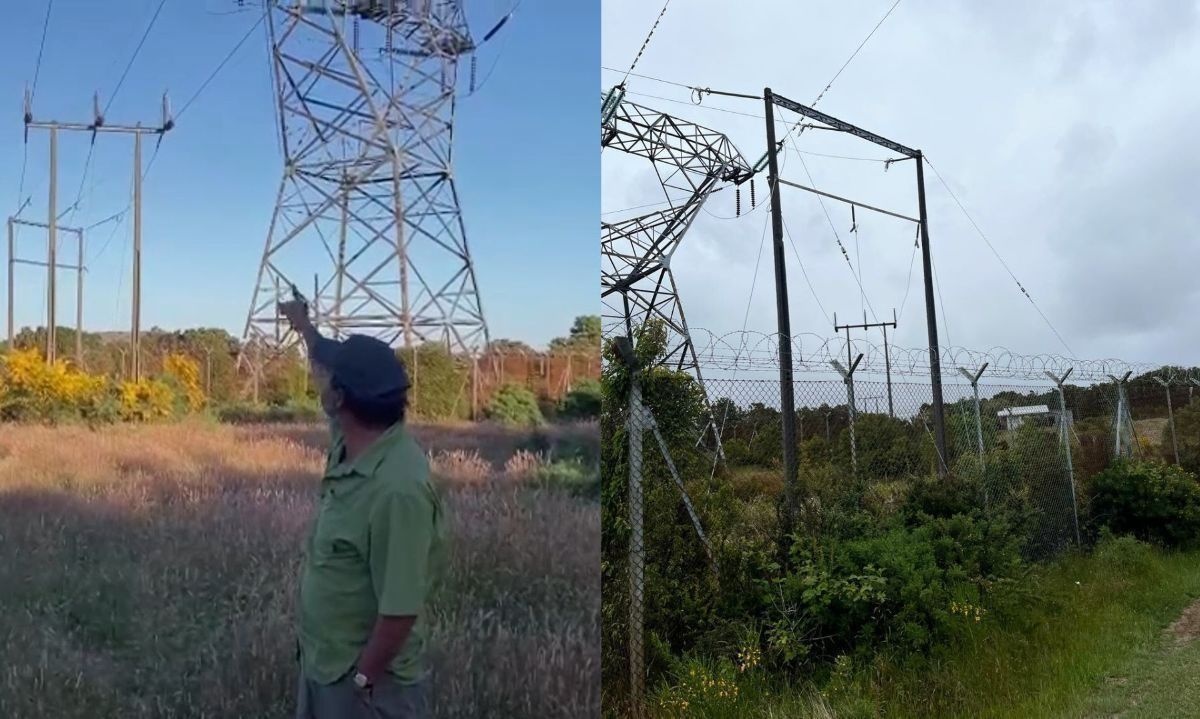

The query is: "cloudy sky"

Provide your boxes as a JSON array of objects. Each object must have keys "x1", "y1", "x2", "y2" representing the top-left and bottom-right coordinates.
[{"x1": 602, "y1": 0, "x2": 1200, "y2": 369}]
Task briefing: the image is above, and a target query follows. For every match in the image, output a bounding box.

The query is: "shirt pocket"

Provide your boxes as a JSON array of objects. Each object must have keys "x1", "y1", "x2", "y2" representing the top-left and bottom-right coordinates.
[{"x1": 313, "y1": 529, "x2": 363, "y2": 568}]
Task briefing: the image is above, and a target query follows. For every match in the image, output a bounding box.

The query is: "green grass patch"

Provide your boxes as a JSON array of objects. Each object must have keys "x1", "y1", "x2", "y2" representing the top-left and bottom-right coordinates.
[
  {"x1": 647, "y1": 537, "x2": 1200, "y2": 718},
  {"x1": 839, "y1": 536, "x2": 1200, "y2": 718},
  {"x1": 1072, "y1": 605, "x2": 1200, "y2": 718}
]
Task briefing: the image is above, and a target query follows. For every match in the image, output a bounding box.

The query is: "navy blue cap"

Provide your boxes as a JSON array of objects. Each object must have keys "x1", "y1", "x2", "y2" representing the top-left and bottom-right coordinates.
[{"x1": 312, "y1": 334, "x2": 409, "y2": 402}]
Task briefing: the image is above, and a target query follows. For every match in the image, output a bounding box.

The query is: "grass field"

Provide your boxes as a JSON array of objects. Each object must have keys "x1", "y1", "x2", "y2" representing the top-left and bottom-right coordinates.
[
  {"x1": 0, "y1": 420, "x2": 599, "y2": 718},
  {"x1": 645, "y1": 538, "x2": 1200, "y2": 719},
  {"x1": 845, "y1": 538, "x2": 1200, "y2": 718}
]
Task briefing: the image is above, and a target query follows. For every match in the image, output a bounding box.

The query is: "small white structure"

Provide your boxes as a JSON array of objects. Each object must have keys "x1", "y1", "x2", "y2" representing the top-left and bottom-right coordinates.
[{"x1": 997, "y1": 404, "x2": 1073, "y2": 431}]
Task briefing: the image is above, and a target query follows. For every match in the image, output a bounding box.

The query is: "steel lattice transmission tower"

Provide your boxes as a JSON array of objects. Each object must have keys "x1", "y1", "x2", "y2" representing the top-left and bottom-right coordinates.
[
  {"x1": 601, "y1": 88, "x2": 753, "y2": 451},
  {"x1": 242, "y1": 0, "x2": 488, "y2": 366}
]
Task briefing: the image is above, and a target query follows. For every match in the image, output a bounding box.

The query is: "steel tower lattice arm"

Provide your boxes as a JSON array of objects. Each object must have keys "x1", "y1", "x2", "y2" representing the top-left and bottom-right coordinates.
[
  {"x1": 601, "y1": 91, "x2": 752, "y2": 458},
  {"x1": 241, "y1": 0, "x2": 488, "y2": 379}
]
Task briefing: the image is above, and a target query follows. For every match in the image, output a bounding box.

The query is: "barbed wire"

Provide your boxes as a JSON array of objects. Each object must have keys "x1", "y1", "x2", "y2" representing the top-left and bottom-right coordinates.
[{"x1": 691, "y1": 328, "x2": 1196, "y2": 383}]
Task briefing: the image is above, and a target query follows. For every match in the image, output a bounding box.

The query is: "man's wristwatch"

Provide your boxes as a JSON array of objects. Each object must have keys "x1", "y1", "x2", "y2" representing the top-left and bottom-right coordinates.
[{"x1": 353, "y1": 671, "x2": 371, "y2": 690}]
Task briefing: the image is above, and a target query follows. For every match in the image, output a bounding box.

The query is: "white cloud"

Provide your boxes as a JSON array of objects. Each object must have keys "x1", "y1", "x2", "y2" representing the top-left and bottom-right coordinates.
[{"x1": 602, "y1": 0, "x2": 1200, "y2": 366}]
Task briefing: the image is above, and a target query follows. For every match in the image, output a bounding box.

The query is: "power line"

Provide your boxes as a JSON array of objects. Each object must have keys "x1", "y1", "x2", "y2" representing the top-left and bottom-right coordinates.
[
  {"x1": 812, "y1": 0, "x2": 903, "y2": 108},
  {"x1": 620, "y1": 0, "x2": 671, "y2": 86},
  {"x1": 922, "y1": 155, "x2": 1075, "y2": 356},
  {"x1": 742, "y1": 209, "x2": 772, "y2": 333},
  {"x1": 16, "y1": 0, "x2": 56, "y2": 217},
  {"x1": 780, "y1": 0, "x2": 904, "y2": 147},
  {"x1": 88, "y1": 144, "x2": 162, "y2": 265},
  {"x1": 29, "y1": 0, "x2": 55, "y2": 106},
  {"x1": 106, "y1": 0, "x2": 169, "y2": 116},
  {"x1": 782, "y1": 217, "x2": 832, "y2": 326},
  {"x1": 931, "y1": 246, "x2": 951, "y2": 347},
  {"x1": 63, "y1": 0, "x2": 170, "y2": 238},
  {"x1": 603, "y1": 68, "x2": 759, "y2": 107},
  {"x1": 620, "y1": 89, "x2": 762, "y2": 119},
  {"x1": 855, "y1": 208, "x2": 864, "y2": 319},
  {"x1": 791, "y1": 144, "x2": 879, "y2": 322},
  {"x1": 89, "y1": 13, "x2": 261, "y2": 265},
  {"x1": 602, "y1": 186, "x2": 731, "y2": 217},
  {"x1": 177, "y1": 13, "x2": 266, "y2": 119},
  {"x1": 896, "y1": 226, "x2": 919, "y2": 323},
  {"x1": 461, "y1": 0, "x2": 522, "y2": 98},
  {"x1": 603, "y1": 65, "x2": 692, "y2": 91},
  {"x1": 63, "y1": 146, "x2": 96, "y2": 228}
]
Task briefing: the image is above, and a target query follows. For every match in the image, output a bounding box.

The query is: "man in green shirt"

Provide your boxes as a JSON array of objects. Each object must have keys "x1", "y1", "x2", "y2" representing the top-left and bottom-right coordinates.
[{"x1": 279, "y1": 297, "x2": 445, "y2": 719}]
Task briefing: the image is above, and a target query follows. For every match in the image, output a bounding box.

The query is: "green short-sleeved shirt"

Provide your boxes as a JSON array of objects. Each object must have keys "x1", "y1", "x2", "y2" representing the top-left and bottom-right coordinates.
[{"x1": 297, "y1": 421, "x2": 446, "y2": 685}]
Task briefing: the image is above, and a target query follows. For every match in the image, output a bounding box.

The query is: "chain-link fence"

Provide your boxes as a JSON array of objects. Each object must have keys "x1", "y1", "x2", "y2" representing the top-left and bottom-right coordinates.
[
  {"x1": 704, "y1": 371, "x2": 1190, "y2": 555},
  {"x1": 611, "y1": 347, "x2": 1200, "y2": 716}
]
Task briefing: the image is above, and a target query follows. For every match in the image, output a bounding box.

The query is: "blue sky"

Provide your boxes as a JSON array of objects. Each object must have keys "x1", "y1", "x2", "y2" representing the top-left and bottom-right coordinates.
[{"x1": 0, "y1": 0, "x2": 597, "y2": 349}]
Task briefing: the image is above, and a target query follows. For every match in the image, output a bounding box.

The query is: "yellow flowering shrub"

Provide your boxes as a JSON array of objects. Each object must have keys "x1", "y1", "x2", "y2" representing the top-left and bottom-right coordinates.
[
  {"x1": 0, "y1": 348, "x2": 108, "y2": 421},
  {"x1": 163, "y1": 352, "x2": 205, "y2": 411},
  {"x1": 0, "y1": 348, "x2": 206, "y2": 424},
  {"x1": 118, "y1": 378, "x2": 177, "y2": 422}
]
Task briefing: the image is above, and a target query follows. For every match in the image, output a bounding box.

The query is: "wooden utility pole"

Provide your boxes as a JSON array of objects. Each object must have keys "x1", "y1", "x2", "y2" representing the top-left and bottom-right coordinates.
[
  {"x1": 47, "y1": 126, "x2": 57, "y2": 364},
  {"x1": 7, "y1": 217, "x2": 85, "y2": 364},
  {"x1": 6, "y1": 219, "x2": 13, "y2": 349},
  {"x1": 132, "y1": 130, "x2": 143, "y2": 380},
  {"x1": 763, "y1": 88, "x2": 799, "y2": 536},
  {"x1": 24, "y1": 90, "x2": 172, "y2": 380}
]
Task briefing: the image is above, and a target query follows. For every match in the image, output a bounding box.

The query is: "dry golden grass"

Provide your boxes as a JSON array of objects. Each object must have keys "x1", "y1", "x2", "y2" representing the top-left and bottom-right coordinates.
[{"x1": 0, "y1": 420, "x2": 599, "y2": 718}]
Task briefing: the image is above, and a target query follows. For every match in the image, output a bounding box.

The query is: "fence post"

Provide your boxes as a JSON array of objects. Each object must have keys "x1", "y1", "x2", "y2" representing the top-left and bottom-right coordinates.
[
  {"x1": 1108, "y1": 371, "x2": 1133, "y2": 458},
  {"x1": 471, "y1": 356, "x2": 479, "y2": 422},
  {"x1": 957, "y1": 362, "x2": 989, "y2": 503},
  {"x1": 627, "y1": 378, "x2": 645, "y2": 717},
  {"x1": 1046, "y1": 369, "x2": 1081, "y2": 547},
  {"x1": 615, "y1": 337, "x2": 645, "y2": 718},
  {"x1": 1156, "y1": 377, "x2": 1180, "y2": 465},
  {"x1": 831, "y1": 354, "x2": 864, "y2": 478}
]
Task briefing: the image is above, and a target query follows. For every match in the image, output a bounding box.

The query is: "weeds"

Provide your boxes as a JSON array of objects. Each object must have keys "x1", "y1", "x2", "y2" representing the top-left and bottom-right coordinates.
[{"x1": 0, "y1": 421, "x2": 598, "y2": 718}]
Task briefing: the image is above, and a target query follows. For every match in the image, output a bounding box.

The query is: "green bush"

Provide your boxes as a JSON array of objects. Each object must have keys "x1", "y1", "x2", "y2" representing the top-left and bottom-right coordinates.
[
  {"x1": 833, "y1": 413, "x2": 924, "y2": 479},
  {"x1": 557, "y1": 378, "x2": 602, "y2": 421},
  {"x1": 484, "y1": 383, "x2": 544, "y2": 427},
  {"x1": 397, "y1": 344, "x2": 469, "y2": 422},
  {"x1": 1088, "y1": 459, "x2": 1200, "y2": 548},
  {"x1": 601, "y1": 320, "x2": 735, "y2": 698},
  {"x1": 215, "y1": 401, "x2": 323, "y2": 425},
  {"x1": 1170, "y1": 400, "x2": 1200, "y2": 476},
  {"x1": 767, "y1": 507, "x2": 1026, "y2": 666},
  {"x1": 535, "y1": 459, "x2": 598, "y2": 498}
]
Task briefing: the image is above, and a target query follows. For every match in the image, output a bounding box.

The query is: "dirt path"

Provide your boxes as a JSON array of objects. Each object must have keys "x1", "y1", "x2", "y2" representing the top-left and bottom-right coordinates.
[
  {"x1": 1167, "y1": 597, "x2": 1200, "y2": 644},
  {"x1": 1077, "y1": 597, "x2": 1200, "y2": 718}
]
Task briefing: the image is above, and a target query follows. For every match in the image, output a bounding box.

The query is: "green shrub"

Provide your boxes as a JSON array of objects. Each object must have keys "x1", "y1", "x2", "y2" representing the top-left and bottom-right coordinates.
[
  {"x1": 1171, "y1": 400, "x2": 1200, "y2": 476},
  {"x1": 215, "y1": 401, "x2": 322, "y2": 425},
  {"x1": 484, "y1": 383, "x2": 544, "y2": 427},
  {"x1": 832, "y1": 413, "x2": 923, "y2": 479},
  {"x1": 1088, "y1": 459, "x2": 1200, "y2": 548},
  {"x1": 557, "y1": 378, "x2": 602, "y2": 421},
  {"x1": 730, "y1": 467, "x2": 783, "y2": 501},
  {"x1": 535, "y1": 459, "x2": 598, "y2": 498},
  {"x1": 768, "y1": 497, "x2": 1026, "y2": 666},
  {"x1": 397, "y1": 344, "x2": 469, "y2": 422}
]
